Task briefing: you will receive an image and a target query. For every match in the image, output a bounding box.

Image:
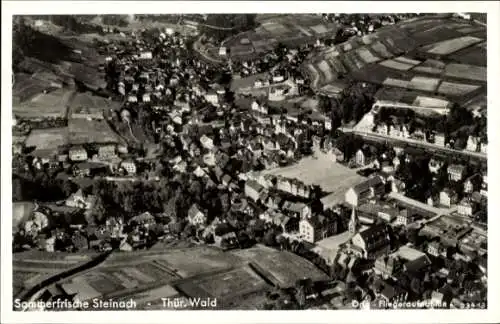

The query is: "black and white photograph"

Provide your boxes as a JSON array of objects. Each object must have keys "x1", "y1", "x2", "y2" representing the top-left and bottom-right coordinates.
[{"x1": 2, "y1": 1, "x2": 499, "y2": 324}]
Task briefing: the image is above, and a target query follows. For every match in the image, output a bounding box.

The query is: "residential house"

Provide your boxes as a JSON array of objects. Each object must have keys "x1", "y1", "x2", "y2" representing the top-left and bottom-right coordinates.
[
  {"x1": 466, "y1": 136, "x2": 480, "y2": 152},
  {"x1": 245, "y1": 180, "x2": 265, "y2": 202},
  {"x1": 222, "y1": 174, "x2": 232, "y2": 187},
  {"x1": 427, "y1": 241, "x2": 446, "y2": 258},
  {"x1": 480, "y1": 142, "x2": 487, "y2": 154},
  {"x1": 299, "y1": 214, "x2": 337, "y2": 243},
  {"x1": 345, "y1": 175, "x2": 385, "y2": 207},
  {"x1": 463, "y1": 174, "x2": 481, "y2": 194},
  {"x1": 129, "y1": 212, "x2": 156, "y2": 228},
  {"x1": 480, "y1": 172, "x2": 487, "y2": 196},
  {"x1": 72, "y1": 162, "x2": 106, "y2": 178},
  {"x1": 351, "y1": 224, "x2": 391, "y2": 259},
  {"x1": 447, "y1": 164, "x2": 466, "y2": 182},
  {"x1": 120, "y1": 160, "x2": 137, "y2": 175},
  {"x1": 434, "y1": 133, "x2": 445, "y2": 147},
  {"x1": 215, "y1": 232, "x2": 239, "y2": 250},
  {"x1": 428, "y1": 158, "x2": 444, "y2": 174},
  {"x1": 355, "y1": 148, "x2": 368, "y2": 167},
  {"x1": 205, "y1": 92, "x2": 219, "y2": 106},
  {"x1": 396, "y1": 209, "x2": 418, "y2": 226},
  {"x1": 98, "y1": 144, "x2": 117, "y2": 160},
  {"x1": 374, "y1": 255, "x2": 404, "y2": 278},
  {"x1": 65, "y1": 189, "x2": 95, "y2": 210},
  {"x1": 457, "y1": 198, "x2": 477, "y2": 217},
  {"x1": 200, "y1": 134, "x2": 214, "y2": 150},
  {"x1": 439, "y1": 188, "x2": 458, "y2": 208},
  {"x1": 128, "y1": 95, "x2": 138, "y2": 103},
  {"x1": 187, "y1": 204, "x2": 206, "y2": 226},
  {"x1": 282, "y1": 201, "x2": 311, "y2": 219},
  {"x1": 332, "y1": 148, "x2": 344, "y2": 163},
  {"x1": 261, "y1": 210, "x2": 299, "y2": 233},
  {"x1": 69, "y1": 146, "x2": 88, "y2": 162},
  {"x1": 391, "y1": 179, "x2": 406, "y2": 194}
]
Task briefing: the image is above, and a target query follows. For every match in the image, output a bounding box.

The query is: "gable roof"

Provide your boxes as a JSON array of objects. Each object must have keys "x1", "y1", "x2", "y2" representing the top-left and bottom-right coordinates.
[{"x1": 352, "y1": 175, "x2": 384, "y2": 194}]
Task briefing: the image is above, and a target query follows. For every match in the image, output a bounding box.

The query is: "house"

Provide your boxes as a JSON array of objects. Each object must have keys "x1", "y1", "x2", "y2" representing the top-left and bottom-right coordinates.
[
  {"x1": 200, "y1": 135, "x2": 214, "y2": 150},
  {"x1": 434, "y1": 133, "x2": 445, "y2": 147},
  {"x1": 120, "y1": 160, "x2": 137, "y2": 175},
  {"x1": 72, "y1": 162, "x2": 106, "y2": 178},
  {"x1": 463, "y1": 174, "x2": 481, "y2": 194},
  {"x1": 466, "y1": 136, "x2": 480, "y2": 152},
  {"x1": 427, "y1": 241, "x2": 446, "y2": 258},
  {"x1": 139, "y1": 51, "x2": 153, "y2": 59},
  {"x1": 391, "y1": 179, "x2": 406, "y2": 194},
  {"x1": 439, "y1": 188, "x2": 458, "y2": 208},
  {"x1": 355, "y1": 149, "x2": 367, "y2": 166},
  {"x1": 447, "y1": 164, "x2": 466, "y2": 182},
  {"x1": 222, "y1": 174, "x2": 232, "y2": 187},
  {"x1": 332, "y1": 148, "x2": 344, "y2": 163},
  {"x1": 396, "y1": 209, "x2": 418, "y2": 226},
  {"x1": 351, "y1": 224, "x2": 391, "y2": 259},
  {"x1": 245, "y1": 180, "x2": 265, "y2": 202},
  {"x1": 480, "y1": 172, "x2": 487, "y2": 196},
  {"x1": 204, "y1": 92, "x2": 219, "y2": 106},
  {"x1": 215, "y1": 231, "x2": 239, "y2": 250},
  {"x1": 219, "y1": 46, "x2": 227, "y2": 56},
  {"x1": 299, "y1": 214, "x2": 337, "y2": 243},
  {"x1": 187, "y1": 204, "x2": 206, "y2": 226},
  {"x1": 142, "y1": 93, "x2": 151, "y2": 102},
  {"x1": 428, "y1": 158, "x2": 443, "y2": 174},
  {"x1": 128, "y1": 95, "x2": 138, "y2": 103},
  {"x1": 69, "y1": 146, "x2": 88, "y2": 162},
  {"x1": 282, "y1": 201, "x2": 311, "y2": 219},
  {"x1": 129, "y1": 212, "x2": 156, "y2": 228},
  {"x1": 65, "y1": 189, "x2": 95, "y2": 210},
  {"x1": 480, "y1": 142, "x2": 487, "y2": 154},
  {"x1": 98, "y1": 144, "x2": 117, "y2": 160},
  {"x1": 457, "y1": 198, "x2": 477, "y2": 217},
  {"x1": 345, "y1": 175, "x2": 385, "y2": 207},
  {"x1": 374, "y1": 255, "x2": 404, "y2": 278}
]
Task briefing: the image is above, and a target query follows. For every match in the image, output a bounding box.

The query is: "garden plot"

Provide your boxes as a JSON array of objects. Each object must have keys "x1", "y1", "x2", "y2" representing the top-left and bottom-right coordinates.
[
  {"x1": 437, "y1": 81, "x2": 481, "y2": 96},
  {"x1": 408, "y1": 76, "x2": 441, "y2": 92},
  {"x1": 444, "y1": 63, "x2": 486, "y2": 82},
  {"x1": 424, "y1": 36, "x2": 483, "y2": 55}
]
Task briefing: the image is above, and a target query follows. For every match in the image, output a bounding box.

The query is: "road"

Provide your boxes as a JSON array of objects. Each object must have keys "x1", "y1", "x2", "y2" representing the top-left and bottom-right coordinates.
[{"x1": 339, "y1": 127, "x2": 487, "y2": 161}]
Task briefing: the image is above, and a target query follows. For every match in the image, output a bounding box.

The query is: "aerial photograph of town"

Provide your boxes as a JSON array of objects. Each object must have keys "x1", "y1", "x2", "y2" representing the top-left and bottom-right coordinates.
[{"x1": 10, "y1": 12, "x2": 488, "y2": 312}]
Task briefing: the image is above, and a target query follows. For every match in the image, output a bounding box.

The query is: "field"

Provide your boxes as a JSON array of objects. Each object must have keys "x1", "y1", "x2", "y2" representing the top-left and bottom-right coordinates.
[
  {"x1": 13, "y1": 88, "x2": 74, "y2": 119},
  {"x1": 233, "y1": 245, "x2": 329, "y2": 288},
  {"x1": 69, "y1": 92, "x2": 121, "y2": 119},
  {"x1": 437, "y1": 81, "x2": 481, "y2": 96},
  {"x1": 424, "y1": 36, "x2": 483, "y2": 55},
  {"x1": 261, "y1": 152, "x2": 365, "y2": 193},
  {"x1": 444, "y1": 63, "x2": 486, "y2": 82},
  {"x1": 68, "y1": 119, "x2": 122, "y2": 145},
  {"x1": 176, "y1": 266, "x2": 270, "y2": 307},
  {"x1": 25, "y1": 127, "x2": 68, "y2": 151}
]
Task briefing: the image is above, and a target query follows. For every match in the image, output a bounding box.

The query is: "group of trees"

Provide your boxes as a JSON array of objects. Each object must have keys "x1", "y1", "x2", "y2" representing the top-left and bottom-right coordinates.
[
  {"x1": 318, "y1": 82, "x2": 380, "y2": 126},
  {"x1": 199, "y1": 14, "x2": 257, "y2": 42}
]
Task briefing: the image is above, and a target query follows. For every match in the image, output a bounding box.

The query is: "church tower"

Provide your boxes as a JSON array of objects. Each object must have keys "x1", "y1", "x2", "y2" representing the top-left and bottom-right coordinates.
[{"x1": 348, "y1": 207, "x2": 358, "y2": 235}]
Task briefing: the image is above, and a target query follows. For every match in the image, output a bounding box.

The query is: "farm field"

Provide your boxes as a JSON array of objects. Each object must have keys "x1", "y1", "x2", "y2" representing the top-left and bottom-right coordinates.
[
  {"x1": 13, "y1": 88, "x2": 74, "y2": 119},
  {"x1": 176, "y1": 266, "x2": 270, "y2": 308},
  {"x1": 68, "y1": 119, "x2": 122, "y2": 145},
  {"x1": 233, "y1": 245, "x2": 329, "y2": 288},
  {"x1": 25, "y1": 127, "x2": 69, "y2": 152},
  {"x1": 69, "y1": 92, "x2": 121, "y2": 119}
]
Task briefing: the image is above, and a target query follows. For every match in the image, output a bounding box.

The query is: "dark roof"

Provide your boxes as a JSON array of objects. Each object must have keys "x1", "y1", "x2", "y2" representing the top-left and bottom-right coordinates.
[
  {"x1": 352, "y1": 175, "x2": 384, "y2": 194},
  {"x1": 358, "y1": 224, "x2": 391, "y2": 250}
]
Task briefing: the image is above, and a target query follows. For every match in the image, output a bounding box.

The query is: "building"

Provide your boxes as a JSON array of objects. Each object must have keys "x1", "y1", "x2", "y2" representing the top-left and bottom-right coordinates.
[
  {"x1": 139, "y1": 51, "x2": 153, "y2": 59},
  {"x1": 466, "y1": 136, "x2": 480, "y2": 152},
  {"x1": 345, "y1": 175, "x2": 385, "y2": 207},
  {"x1": 205, "y1": 92, "x2": 219, "y2": 106},
  {"x1": 439, "y1": 188, "x2": 458, "y2": 208},
  {"x1": 69, "y1": 146, "x2": 88, "y2": 162},
  {"x1": 480, "y1": 142, "x2": 487, "y2": 154},
  {"x1": 396, "y1": 209, "x2": 418, "y2": 226},
  {"x1": 427, "y1": 241, "x2": 446, "y2": 258},
  {"x1": 332, "y1": 148, "x2": 344, "y2": 162},
  {"x1": 434, "y1": 133, "x2": 445, "y2": 147},
  {"x1": 120, "y1": 160, "x2": 137, "y2": 175},
  {"x1": 245, "y1": 180, "x2": 265, "y2": 202},
  {"x1": 282, "y1": 201, "x2": 311, "y2": 219},
  {"x1": 65, "y1": 189, "x2": 95, "y2": 210},
  {"x1": 299, "y1": 214, "x2": 337, "y2": 243},
  {"x1": 447, "y1": 164, "x2": 466, "y2": 182},
  {"x1": 463, "y1": 174, "x2": 481, "y2": 194},
  {"x1": 219, "y1": 46, "x2": 227, "y2": 56},
  {"x1": 200, "y1": 134, "x2": 214, "y2": 150},
  {"x1": 457, "y1": 198, "x2": 477, "y2": 217},
  {"x1": 98, "y1": 144, "x2": 117, "y2": 160},
  {"x1": 351, "y1": 224, "x2": 391, "y2": 259},
  {"x1": 187, "y1": 204, "x2": 206, "y2": 226}
]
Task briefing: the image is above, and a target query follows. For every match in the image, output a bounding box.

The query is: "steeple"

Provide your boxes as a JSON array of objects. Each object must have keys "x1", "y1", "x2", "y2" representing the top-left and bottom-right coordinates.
[{"x1": 348, "y1": 207, "x2": 358, "y2": 234}]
